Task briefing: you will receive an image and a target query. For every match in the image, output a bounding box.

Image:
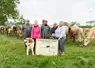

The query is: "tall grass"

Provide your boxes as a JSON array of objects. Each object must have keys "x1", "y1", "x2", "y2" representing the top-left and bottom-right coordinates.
[{"x1": 0, "y1": 34, "x2": 95, "y2": 68}]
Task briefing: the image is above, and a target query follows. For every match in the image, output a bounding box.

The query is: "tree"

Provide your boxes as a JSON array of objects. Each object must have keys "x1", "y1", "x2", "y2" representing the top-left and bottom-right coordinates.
[
  {"x1": 76, "y1": 23, "x2": 80, "y2": 26},
  {"x1": 17, "y1": 15, "x2": 26, "y2": 25},
  {"x1": 0, "y1": 0, "x2": 20, "y2": 25},
  {"x1": 64, "y1": 22, "x2": 68, "y2": 26},
  {"x1": 71, "y1": 22, "x2": 76, "y2": 26}
]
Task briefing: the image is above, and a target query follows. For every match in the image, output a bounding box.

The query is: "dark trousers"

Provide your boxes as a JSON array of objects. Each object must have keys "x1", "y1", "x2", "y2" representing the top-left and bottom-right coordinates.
[{"x1": 33, "y1": 38, "x2": 36, "y2": 54}]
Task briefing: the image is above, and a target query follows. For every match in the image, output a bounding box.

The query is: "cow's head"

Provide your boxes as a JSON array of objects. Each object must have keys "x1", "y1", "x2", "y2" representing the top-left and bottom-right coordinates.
[{"x1": 84, "y1": 38, "x2": 90, "y2": 46}]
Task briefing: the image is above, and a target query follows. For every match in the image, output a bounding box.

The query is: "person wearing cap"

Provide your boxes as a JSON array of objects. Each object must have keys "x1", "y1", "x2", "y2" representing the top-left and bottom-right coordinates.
[
  {"x1": 41, "y1": 20, "x2": 50, "y2": 39},
  {"x1": 22, "y1": 19, "x2": 32, "y2": 51},
  {"x1": 51, "y1": 22, "x2": 58, "y2": 39},
  {"x1": 55, "y1": 21, "x2": 66, "y2": 55}
]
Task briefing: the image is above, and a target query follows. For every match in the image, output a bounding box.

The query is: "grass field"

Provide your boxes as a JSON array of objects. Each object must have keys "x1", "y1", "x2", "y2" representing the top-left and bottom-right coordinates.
[{"x1": 0, "y1": 34, "x2": 95, "y2": 68}]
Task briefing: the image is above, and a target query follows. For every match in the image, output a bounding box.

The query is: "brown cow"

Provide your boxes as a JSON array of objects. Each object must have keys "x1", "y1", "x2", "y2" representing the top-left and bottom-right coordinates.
[
  {"x1": 16, "y1": 25, "x2": 23, "y2": 37},
  {"x1": 0, "y1": 25, "x2": 5, "y2": 34},
  {"x1": 66, "y1": 24, "x2": 84, "y2": 46},
  {"x1": 5, "y1": 25, "x2": 22, "y2": 36},
  {"x1": 5, "y1": 26, "x2": 11, "y2": 35}
]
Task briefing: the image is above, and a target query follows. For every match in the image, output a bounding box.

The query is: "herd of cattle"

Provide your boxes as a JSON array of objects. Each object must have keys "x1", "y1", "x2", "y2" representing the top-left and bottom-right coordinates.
[
  {"x1": 65, "y1": 24, "x2": 95, "y2": 46},
  {"x1": 0, "y1": 24, "x2": 95, "y2": 46},
  {"x1": 0, "y1": 25, "x2": 22, "y2": 37}
]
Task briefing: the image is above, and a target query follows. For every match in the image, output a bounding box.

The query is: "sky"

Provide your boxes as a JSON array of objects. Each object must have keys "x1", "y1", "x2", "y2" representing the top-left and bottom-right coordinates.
[{"x1": 18, "y1": 0, "x2": 95, "y2": 25}]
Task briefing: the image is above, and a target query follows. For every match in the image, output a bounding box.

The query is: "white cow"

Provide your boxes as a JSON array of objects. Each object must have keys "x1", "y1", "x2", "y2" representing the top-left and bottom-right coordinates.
[{"x1": 84, "y1": 27, "x2": 95, "y2": 46}]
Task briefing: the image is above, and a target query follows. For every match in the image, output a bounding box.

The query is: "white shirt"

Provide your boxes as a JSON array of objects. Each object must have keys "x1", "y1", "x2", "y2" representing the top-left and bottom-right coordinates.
[{"x1": 55, "y1": 26, "x2": 66, "y2": 39}]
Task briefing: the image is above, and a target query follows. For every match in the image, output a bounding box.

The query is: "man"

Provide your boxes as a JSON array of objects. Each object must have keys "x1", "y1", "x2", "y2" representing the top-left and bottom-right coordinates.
[
  {"x1": 41, "y1": 20, "x2": 50, "y2": 39},
  {"x1": 22, "y1": 19, "x2": 32, "y2": 52},
  {"x1": 22, "y1": 19, "x2": 32, "y2": 39}
]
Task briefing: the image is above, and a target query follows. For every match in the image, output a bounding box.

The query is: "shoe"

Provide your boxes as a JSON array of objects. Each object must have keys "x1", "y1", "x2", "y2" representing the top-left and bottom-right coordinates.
[{"x1": 61, "y1": 52, "x2": 65, "y2": 55}]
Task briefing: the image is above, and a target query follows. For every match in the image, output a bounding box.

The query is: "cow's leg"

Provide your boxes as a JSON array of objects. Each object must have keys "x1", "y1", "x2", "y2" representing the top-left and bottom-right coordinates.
[
  {"x1": 2, "y1": 30, "x2": 4, "y2": 34},
  {"x1": 94, "y1": 39, "x2": 95, "y2": 45},
  {"x1": 79, "y1": 41, "x2": 83, "y2": 47},
  {"x1": 6, "y1": 30, "x2": 8, "y2": 35},
  {"x1": 72, "y1": 36, "x2": 75, "y2": 42}
]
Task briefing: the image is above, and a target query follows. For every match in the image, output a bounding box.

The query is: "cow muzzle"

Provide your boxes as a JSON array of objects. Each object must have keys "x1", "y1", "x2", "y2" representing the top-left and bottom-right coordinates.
[{"x1": 84, "y1": 43, "x2": 88, "y2": 46}]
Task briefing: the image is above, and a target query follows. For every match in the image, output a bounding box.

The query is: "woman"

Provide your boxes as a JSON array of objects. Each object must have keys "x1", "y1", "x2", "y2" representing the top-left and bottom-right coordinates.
[
  {"x1": 31, "y1": 20, "x2": 41, "y2": 54},
  {"x1": 55, "y1": 21, "x2": 66, "y2": 55},
  {"x1": 51, "y1": 22, "x2": 58, "y2": 39}
]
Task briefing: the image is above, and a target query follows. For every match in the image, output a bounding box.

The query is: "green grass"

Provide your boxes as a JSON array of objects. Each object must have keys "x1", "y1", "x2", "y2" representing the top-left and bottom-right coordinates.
[{"x1": 0, "y1": 34, "x2": 95, "y2": 68}]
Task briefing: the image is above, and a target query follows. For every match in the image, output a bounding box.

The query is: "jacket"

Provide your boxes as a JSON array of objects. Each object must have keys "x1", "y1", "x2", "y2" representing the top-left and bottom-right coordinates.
[
  {"x1": 41, "y1": 24, "x2": 50, "y2": 38},
  {"x1": 22, "y1": 24, "x2": 32, "y2": 39},
  {"x1": 31, "y1": 25, "x2": 41, "y2": 38}
]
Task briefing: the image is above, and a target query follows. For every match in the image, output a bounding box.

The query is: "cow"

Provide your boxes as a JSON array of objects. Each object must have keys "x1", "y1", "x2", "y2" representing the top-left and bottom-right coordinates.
[
  {"x1": 16, "y1": 25, "x2": 23, "y2": 37},
  {"x1": 66, "y1": 24, "x2": 84, "y2": 46},
  {"x1": 83, "y1": 28, "x2": 90, "y2": 36},
  {"x1": 5, "y1": 26, "x2": 11, "y2": 35},
  {"x1": 0, "y1": 25, "x2": 5, "y2": 34},
  {"x1": 7, "y1": 25, "x2": 17, "y2": 35},
  {"x1": 5, "y1": 25, "x2": 22, "y2": 36},
  {"x1": 84, "y1": 27, "x2": 95, "y2": 46}
]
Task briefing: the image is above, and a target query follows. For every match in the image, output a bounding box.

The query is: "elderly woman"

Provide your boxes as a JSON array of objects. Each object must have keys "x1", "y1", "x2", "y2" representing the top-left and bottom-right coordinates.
[
  {"x1": 55, "y1": 21, "x2": 66, "y2": 55},
  {"x1": 51, "y1": 22, "x2": 58, "y2": 39}
]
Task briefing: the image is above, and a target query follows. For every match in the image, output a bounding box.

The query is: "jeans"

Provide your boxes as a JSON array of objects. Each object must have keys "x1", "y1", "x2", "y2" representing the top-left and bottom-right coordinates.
[{"x1": 59, "y1": 37, "x2": 66, "y2": 52}]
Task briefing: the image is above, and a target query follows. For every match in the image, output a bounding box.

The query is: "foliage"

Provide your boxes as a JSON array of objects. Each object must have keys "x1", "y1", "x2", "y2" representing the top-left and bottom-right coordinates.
[
  {"x1": 64, "y1": 22, "x2": 68, "y2": 26},
  {"x1": 16, "y1": 15, "x2": 26, "y2": 25},
  {"x1": 0, "y1": 0, "x2": 20, "y2": 25},
  {"x1": 79, "y1": 25, "x2": 94, "y2": 28},
  {"x1": 76, "y1": 23, "x2": 80, "y2": 26}
]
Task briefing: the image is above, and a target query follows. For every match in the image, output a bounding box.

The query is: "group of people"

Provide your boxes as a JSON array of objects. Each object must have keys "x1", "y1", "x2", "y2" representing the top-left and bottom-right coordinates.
[{"x1": 22, "y1": 19, "x2": 66, "y2": 55}]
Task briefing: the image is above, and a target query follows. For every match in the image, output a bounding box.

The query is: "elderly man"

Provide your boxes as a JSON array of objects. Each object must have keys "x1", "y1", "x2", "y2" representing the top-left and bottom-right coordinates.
[
  {"x1": 22, "y1": 19, "x2": 32, "y2": 52},
  {"x1": 22, "y1": 19, "x2": 32, "y2": 39},
  {"x1": 41, "y1": 20, "x2": 50, "y2": 39}
]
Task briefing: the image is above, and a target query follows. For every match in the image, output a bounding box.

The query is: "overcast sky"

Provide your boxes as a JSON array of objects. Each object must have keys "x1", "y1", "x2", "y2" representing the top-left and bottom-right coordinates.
[{"x1": 18, "y1": 0, "x2": 95, "y2": 25}]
